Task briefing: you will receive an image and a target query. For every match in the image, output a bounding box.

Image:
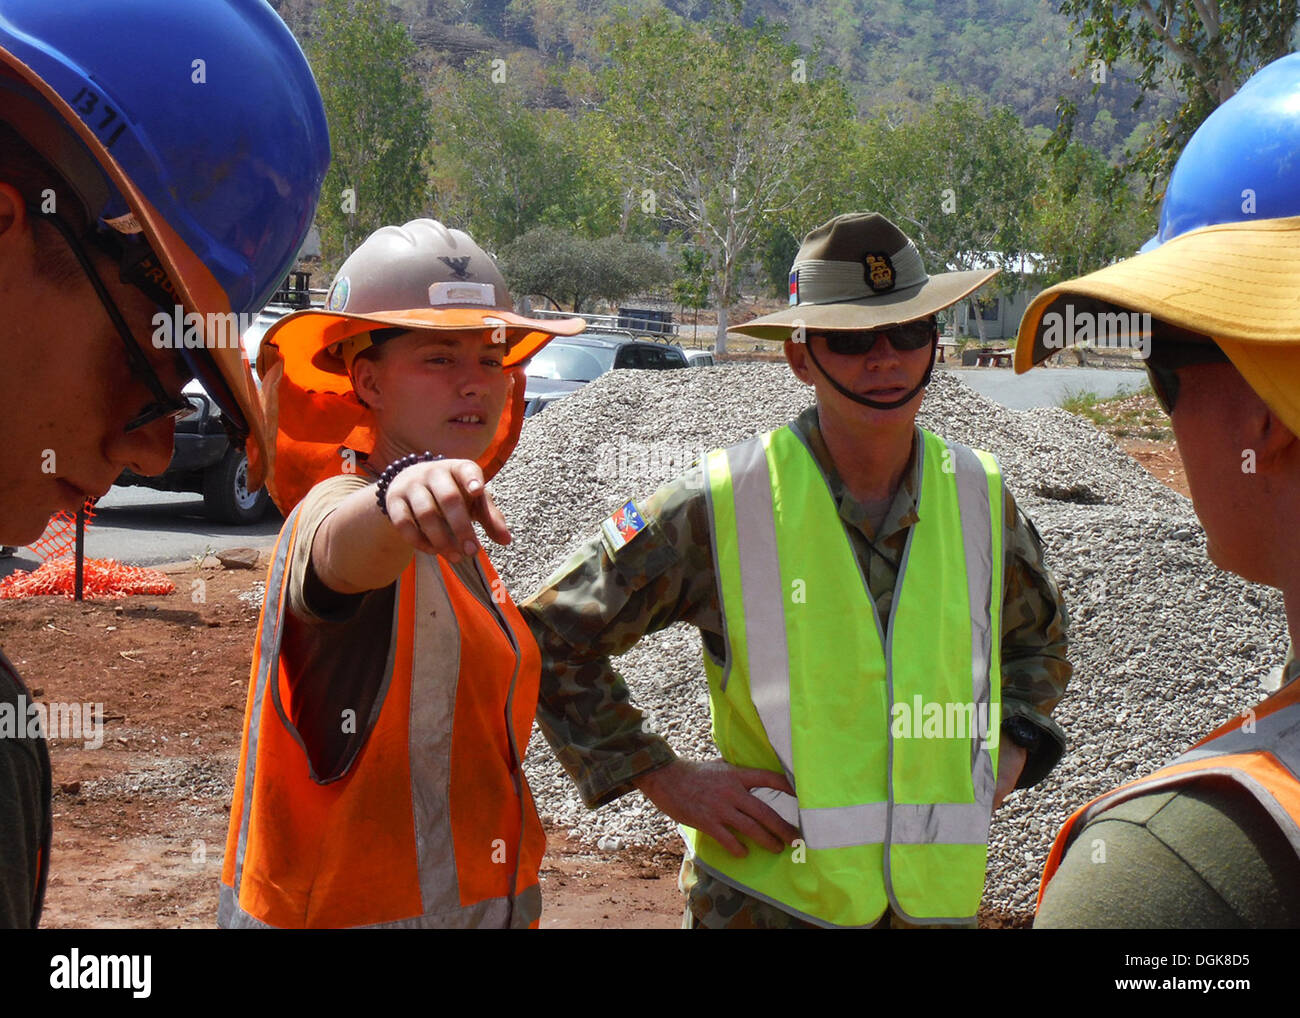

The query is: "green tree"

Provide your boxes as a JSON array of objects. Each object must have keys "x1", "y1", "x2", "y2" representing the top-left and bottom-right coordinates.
[
  {"x1": 1053, "y1": 0, "x2": 1299, "y2": 190},
  {"x1": 1029, "y1": 141, "x2": 1156, "y2": 288},
  {"x1": 848, "y1": 90, "x2": 1041, "y2": 341},
  {"x1": 754, "y1": 223, "x2": 802, "y2": 299},
  {"x1": 599, "y1": 11, "x2": 855, "y2": 353},
  {"x1": 433, "y1": 60, "x2": 621, "y2": 248},
  {"x1": 498, "y1": 226, "x2": 670, "y2": 312},
  {"x1": 671, "y1": 246, "x2": 712, "y2": 332},
  {"x1": 307, "y1": 0, "x2": 435, "y2": 265}
]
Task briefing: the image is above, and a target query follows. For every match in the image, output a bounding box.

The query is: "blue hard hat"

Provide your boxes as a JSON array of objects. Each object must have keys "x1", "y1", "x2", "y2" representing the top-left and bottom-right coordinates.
[
  {"x1": 1017, "y1": 51, "x2": 1300, "y2": 437},
  {"x1": 0, "y1": 0, "x2": 330, "y2": 443},
  {"x1": 1155, "y1": 51, "x2": 1300, "y2": 245}
]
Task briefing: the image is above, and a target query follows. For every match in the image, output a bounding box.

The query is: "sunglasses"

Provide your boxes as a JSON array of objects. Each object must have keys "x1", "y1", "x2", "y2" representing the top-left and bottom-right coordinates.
[
  {"x1": 1144, "y1": 324, "x2": 1231, "y2": 415},
  {"x1": 33, "y1": 207, "x2": 195, "y2": 431},
  {"x1": 814, "y1": 319, "x2": 937, "y2": 356}
]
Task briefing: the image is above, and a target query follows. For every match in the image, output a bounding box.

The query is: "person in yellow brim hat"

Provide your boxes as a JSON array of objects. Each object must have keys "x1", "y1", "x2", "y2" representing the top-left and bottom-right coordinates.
[{"x1": 1020, "y1": 54, "x2": 1300, "y2": 928}]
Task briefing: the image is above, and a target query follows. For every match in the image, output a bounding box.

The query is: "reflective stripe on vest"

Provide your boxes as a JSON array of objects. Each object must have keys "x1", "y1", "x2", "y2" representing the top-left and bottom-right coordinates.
[
  {"x1": 1037, "y1": 683, "x2": 1300, "y2": 912},
  {"x1": 219, "y1": 502, "x2": 545, "y2": 928},
  {"x1": 689, "y1": 425, "x2": 1004, "y2": 927}
]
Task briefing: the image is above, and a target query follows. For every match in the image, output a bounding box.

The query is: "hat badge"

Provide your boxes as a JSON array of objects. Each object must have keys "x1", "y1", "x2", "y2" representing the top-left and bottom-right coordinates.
[{"x1": 863, "y1": 252, "x2": 895, "y2": 293}]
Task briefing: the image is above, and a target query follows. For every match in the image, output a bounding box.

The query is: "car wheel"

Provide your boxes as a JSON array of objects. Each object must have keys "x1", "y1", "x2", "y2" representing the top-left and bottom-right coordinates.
[{"x1": 203, "y1": 448, "x2": 271, "y2": 524}]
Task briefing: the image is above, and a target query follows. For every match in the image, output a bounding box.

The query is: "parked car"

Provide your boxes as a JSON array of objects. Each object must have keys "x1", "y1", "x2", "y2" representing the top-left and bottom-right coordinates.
[
  {"x1": 115, "y1": 307, "x2": 290, "y2": 524},
  {"x1": 683, "y1": 349, "x2": 715, "y2": 367},
  {"x1": 523, "y1": 331, "x2": 689, "y2": 416}
]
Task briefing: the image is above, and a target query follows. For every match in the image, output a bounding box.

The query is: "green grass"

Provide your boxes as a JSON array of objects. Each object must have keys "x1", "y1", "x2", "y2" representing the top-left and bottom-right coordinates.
[
  {"x1": 1059, "y1": 387, "x2": 1110, "y2": 421},
  {"x1": 1060, "y1": 383, "x2": 1172, "y2": 441}
]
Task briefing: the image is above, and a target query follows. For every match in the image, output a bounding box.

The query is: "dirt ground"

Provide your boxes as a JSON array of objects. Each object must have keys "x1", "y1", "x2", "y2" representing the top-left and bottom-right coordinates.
[
  {"x1": 2, "y1": 437, "x2": 1188, "y2": 930},
  {"x1": 1118, "y1": 438, "x2": 1190, "y2": 497},
  {"x1": 0, "y1": 564, "x2": 687, "y2": 929}
]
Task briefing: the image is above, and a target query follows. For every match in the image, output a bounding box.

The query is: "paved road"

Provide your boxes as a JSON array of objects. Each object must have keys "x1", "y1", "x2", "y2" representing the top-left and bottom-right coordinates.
[
  {"x1": 1, "y1": 487, "x2": 282, "y2": 576},
  {"x1": 941, "y1": 365, "x2": 1147, "y2": 410}
]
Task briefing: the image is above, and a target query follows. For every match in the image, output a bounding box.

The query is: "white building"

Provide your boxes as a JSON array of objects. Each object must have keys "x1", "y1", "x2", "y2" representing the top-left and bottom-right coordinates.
[{"x1": 947, "y1": 252, "x2": 1046, "y2": 341}]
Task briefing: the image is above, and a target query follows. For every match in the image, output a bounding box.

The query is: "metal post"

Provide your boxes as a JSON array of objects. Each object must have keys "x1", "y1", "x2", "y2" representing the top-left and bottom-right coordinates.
[{"x1": 74, "y1": 502, "x2": 85, "y2": 602}]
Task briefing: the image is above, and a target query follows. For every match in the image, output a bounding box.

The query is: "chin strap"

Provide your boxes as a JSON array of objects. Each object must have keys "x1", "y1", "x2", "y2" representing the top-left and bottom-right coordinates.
[{"x1": 804, "y1": 337, "x2": 938, "y2": 410}]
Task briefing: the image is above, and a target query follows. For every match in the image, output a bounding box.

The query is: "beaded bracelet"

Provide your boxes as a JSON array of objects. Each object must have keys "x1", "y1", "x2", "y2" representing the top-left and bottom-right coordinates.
[{"x1": 375, "y1": 451, "x2": 443, "y2": 517}]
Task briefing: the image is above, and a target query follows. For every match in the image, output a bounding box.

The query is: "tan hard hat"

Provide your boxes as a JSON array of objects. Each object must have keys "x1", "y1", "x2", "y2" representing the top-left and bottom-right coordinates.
[{"x1": 262, "y1": 219, "x2": 584, "y2": 392}]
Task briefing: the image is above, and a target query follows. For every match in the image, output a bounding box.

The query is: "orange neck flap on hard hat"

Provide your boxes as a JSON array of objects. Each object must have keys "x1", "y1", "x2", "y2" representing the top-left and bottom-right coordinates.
[{"x1": 249, "y1": 330, "x2": 527, "y2": 516}]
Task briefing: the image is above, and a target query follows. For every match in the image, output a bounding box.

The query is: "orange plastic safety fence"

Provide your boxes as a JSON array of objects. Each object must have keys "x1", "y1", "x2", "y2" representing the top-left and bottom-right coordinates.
[
  {"x1": 0, "y1": 558, "x2": 175, "y2": 600},
  {"x1": 3, "y1": 500, "x2": 174, "y2": 599},
  {"x1": 28, "y1": 504, "x2": 96, "y2": 563}
]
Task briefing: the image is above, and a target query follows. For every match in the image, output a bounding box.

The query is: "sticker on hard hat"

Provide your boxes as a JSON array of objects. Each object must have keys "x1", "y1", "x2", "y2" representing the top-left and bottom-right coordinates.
[
  {"x1": 600, "y1": 500, "x2": 648, "y2": 553},
  {"x1": 102, "y1": 212, "x2": 143, "y2": 235},
  {"x1": 328, "y1": 278, "x2": 350, "y2": 311},
  {"x1": 430, "y1": 281, "x2": 496, "y2": 307}
]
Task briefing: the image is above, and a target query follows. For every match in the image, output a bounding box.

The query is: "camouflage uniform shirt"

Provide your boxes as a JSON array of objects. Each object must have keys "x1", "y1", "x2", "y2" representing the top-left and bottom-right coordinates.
[{"x1": 521, "y1": 405, "x2": 1072, "y2": 928}]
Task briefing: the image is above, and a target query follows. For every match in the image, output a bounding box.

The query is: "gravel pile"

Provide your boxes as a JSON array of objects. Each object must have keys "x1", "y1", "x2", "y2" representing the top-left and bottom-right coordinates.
[{"x1": 489, "y1": 363, "x2": 1289, "y2": 919}]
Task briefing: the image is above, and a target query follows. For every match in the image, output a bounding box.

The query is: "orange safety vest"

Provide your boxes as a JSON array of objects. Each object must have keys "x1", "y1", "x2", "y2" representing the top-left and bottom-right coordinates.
[
  {"x1": 1038, "y1": 677, "x2": 1300, "y2": 911},
  {"x1": 218, "y1": 503, "x2": 545, "y2": 928}
]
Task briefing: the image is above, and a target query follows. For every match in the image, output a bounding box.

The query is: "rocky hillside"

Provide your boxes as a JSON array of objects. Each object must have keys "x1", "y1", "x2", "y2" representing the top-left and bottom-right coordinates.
[{"x1": 274, "y1": 0, "x2": 1170, "y2": 157}]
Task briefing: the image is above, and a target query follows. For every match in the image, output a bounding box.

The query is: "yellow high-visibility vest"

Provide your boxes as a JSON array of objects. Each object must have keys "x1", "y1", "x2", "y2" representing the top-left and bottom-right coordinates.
[{"x1": 685, "y1": 425, "x2": 1004, "y2": 927}]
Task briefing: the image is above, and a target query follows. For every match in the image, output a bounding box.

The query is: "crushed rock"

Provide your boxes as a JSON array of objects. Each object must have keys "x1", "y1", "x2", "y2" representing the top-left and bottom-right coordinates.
[{"x1": 236, "y1": 581, "x2": 266, "y2": 609}]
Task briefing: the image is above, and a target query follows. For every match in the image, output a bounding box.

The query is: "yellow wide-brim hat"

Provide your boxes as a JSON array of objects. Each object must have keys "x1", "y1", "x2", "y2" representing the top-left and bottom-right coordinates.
[{"x1": 1015, "y1": 215, "x2": 1300, "y2": 437}]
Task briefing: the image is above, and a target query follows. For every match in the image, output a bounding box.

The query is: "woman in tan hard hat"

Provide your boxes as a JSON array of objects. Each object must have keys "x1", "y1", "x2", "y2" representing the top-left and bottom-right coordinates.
[{"x1": 219, "y1": 219, "x2": 583, "y2": 928}]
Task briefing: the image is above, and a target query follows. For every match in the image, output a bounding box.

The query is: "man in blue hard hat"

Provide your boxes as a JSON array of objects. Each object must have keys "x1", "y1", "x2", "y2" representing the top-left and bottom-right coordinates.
[
  {"x1": 0, "y1": 1, "x2": 330, "y2": 927},
  {"x1": 1017, "y1": 53, "x2": 1300, "y2": 927}
]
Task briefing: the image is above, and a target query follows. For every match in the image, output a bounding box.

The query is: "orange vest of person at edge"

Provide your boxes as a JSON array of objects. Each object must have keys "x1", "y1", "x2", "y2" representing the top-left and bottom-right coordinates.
[{"x1": 1039, "y1": 676, "x2": 1300, "y2": 911}]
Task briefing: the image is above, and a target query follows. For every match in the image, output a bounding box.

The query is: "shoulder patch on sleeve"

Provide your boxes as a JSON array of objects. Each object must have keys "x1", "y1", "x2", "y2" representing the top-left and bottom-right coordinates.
[{"x1": 600, "y1": 500, "x2": 648, "y2": 556}]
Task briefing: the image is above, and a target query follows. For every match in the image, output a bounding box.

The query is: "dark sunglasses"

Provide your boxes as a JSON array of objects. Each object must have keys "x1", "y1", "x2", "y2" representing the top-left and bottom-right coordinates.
[
  {"x1": 32, "y1": 206, "x2": 194, "y2": 431},
  {"x1": 815, "y1": 319, "x2": 937, "y2": 356},
  {"x1": 1144, "y1": 324, "x2": 1231, "y2": 415}
]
